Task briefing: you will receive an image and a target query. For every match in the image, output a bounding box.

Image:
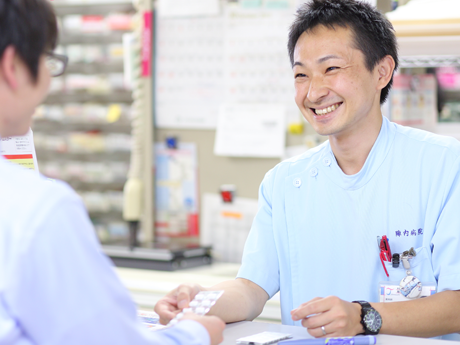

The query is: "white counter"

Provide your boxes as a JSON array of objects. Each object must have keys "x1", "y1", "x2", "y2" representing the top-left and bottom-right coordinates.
[{"x1": 115, "y1": 263, "x2": 282, "y2": 323}]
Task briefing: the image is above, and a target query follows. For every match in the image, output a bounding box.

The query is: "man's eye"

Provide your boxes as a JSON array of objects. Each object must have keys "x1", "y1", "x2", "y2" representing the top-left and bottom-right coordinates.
[
  {"x1": 295, "y1": 73, "x2": 306, "y2": 78},
  {"x1": 326, "y1": 67, "x2": 339, "y2": 72}
]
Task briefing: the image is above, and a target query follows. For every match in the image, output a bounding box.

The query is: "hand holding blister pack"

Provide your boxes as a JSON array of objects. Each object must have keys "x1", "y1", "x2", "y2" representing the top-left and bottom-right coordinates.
[{"x1": 168, "y1": 290, "x2": 224, "y2": 326}]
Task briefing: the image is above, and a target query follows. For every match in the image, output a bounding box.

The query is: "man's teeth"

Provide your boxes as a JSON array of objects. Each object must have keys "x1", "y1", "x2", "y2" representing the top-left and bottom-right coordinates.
[{"x1": 315, "y1": 103, "x2": 339, "y2": 115}]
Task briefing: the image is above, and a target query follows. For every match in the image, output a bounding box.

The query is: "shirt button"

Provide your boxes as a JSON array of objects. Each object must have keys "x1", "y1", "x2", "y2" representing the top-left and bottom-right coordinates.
[
  {"x1": 310, "y1": 168, "x2": 318, "y2": 177},
  {"x1": 293, "y1": 178, "x2": 302, "y2": 188},
  {"x1": 323, "y1": 157, "x2": 331, "y2": 166}
]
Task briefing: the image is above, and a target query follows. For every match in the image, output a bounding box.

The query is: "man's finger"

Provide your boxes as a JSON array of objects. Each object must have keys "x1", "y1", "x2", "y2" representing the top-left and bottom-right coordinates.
[
  {"x1": 163, "y1": 296, "x2": 180, "y2": 308},
  {"x1": 291, "y1": 298, "x2": 331, "y2": 321},
  {"x1": 176, "y1": 285, "x2": 200, "y2": 309},
  {"x1": 301, "y1": 312, "x2": 333, "y2": 330},
  {"x1": 307, "y1": 324, "x2": 338, "y2": 339},
  {"x1": 154, "y1": 296, "x2": 179, "y2": 314},
  {"x1": 159, "y1": 309, "x2": 181, "y2": 325},
  {"x1": 293, "y1": 297, "x2": 323, "y2": 310}
]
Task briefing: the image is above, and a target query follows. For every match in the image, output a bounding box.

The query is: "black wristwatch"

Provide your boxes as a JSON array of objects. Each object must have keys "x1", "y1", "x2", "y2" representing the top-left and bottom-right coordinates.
[{"x1": 352, "y1": 300, "x2": 382, "y2": 335}]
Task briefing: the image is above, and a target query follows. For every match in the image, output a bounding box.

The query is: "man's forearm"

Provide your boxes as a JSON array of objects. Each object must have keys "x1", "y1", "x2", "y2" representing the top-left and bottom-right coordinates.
[
  {"x1": 205, "y1": 278, "x2": 268, "y2": 323},
  {"x1": 373, "y1": 290, "x2": 460, "y2": 337}
]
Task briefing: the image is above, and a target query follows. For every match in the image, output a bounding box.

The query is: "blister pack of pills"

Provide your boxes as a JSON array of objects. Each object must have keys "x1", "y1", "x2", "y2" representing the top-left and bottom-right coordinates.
[
  {"x1": 168, "y1": 290, "x2": 224, "y2": 326},
  {"x1": 138, "y1": 310, "x2": 167, "y2": 331}
]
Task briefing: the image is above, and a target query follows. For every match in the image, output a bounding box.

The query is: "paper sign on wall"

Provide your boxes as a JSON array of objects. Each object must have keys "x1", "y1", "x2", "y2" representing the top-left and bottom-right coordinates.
[
  {"x1": 158, "y1": 0, "x2": 220, "y2": 18},
  {"x1": 214, "y1": 103, "x2": 286, "y2": 158},
  {"x1": 154, "y1": 142, "x2": 199, "y2": 238},
  {"x1": 201, "y1": 193, "x2": 258, "y2": 263}
]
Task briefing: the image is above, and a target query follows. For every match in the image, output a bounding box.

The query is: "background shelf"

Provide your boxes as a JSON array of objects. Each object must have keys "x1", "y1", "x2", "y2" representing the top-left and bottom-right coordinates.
[
  {"x1": 442, "y1": 90, "x2": 460, "y2": 102},
  {"x1": 66, "y1": 61, "x2": 125, "y2": 74},
  {"x1": 59, "y1": 32, "x2": 128, "y2": 45},
  {"x1": 53, "y1": 1, "x2": 134, "y2": 16},
  {"x1": 33, "y1": 119, "x2": 131, "y2": 134},
  {"x1": 66, "y1": 180, "x2": 126, "y2": 191},
  {"x1": 43, "y1": 91, "x2": 133, "y2": 104},
  {"x1": 36, "y1": 0, "x2": 138, "y2": 245},
  {"x1": 399, "y1": 55, "x2": 460, "y2": 68},
  {"x1": 35, "y1": 149, "x2": 131, "y2": 162}
]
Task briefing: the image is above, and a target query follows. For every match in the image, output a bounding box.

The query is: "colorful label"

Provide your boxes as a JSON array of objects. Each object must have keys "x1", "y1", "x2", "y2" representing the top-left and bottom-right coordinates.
[
  {"x1": 142, "y1": 12, "x2": 152, "y2": 77},
  {"x1": 1, "y1": 130, "x2": 38, "y2": 172}
]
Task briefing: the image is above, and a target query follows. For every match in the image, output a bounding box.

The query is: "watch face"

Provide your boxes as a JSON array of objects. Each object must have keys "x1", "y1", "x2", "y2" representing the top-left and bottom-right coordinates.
[{"x1": 363, "y1": 309, "x2": 382, "y2": 333}]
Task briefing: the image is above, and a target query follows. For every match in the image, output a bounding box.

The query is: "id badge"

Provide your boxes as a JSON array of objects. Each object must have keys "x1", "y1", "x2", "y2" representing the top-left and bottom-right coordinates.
[{"x1": 379, "y1": 282, "x2": 436, "y2": 302}]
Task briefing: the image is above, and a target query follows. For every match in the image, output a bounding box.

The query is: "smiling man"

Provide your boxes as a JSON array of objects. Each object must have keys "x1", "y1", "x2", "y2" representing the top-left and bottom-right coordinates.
[{"x1": 155, "y1": 0, "x2": 460, "y2": 340}]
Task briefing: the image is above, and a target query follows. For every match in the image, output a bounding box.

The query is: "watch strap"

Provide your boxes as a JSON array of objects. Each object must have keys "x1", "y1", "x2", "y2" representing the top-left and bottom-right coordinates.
[
  {"x1": 352, "y1": 300, "x2": 377, "y2": 335},
  {"x1": 353, "y1": 300, "x2": 372, "y2": 309}
]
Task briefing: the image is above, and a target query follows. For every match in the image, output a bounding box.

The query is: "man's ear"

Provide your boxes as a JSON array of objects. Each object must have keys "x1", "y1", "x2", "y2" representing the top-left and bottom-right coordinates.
[
  {"x1": 0, "y1": 46, "x2": 19, "y2": 90},
  {"x1": 376, "y1": 55, "x2": 396, "y2": 91}
]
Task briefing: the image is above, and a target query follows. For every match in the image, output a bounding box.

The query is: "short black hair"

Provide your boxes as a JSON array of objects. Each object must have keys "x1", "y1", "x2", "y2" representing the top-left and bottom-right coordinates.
[
  {"x1": 0, "y1": 0, "x2": 58, "y2": 82},
  {"x1": 288, "y1": 0, "x2": 399, "y2": 104}
]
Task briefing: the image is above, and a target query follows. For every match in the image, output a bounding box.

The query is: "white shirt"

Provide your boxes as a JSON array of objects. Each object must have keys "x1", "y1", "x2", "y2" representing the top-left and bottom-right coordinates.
[{"x1": 0, "y1": 154, "x2": 210, "y2": 345}]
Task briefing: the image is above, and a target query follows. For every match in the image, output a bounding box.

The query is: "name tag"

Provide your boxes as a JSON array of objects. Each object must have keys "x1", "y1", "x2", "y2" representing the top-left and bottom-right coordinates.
[{"x1": 379, "y1": 282, "x2": 436, "y2": 302}]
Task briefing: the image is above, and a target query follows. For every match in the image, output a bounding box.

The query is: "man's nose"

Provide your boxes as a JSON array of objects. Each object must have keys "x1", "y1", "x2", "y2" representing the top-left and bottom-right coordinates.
[{"x1": 307, "y1": 76, "x2": 328, "y2": 103}]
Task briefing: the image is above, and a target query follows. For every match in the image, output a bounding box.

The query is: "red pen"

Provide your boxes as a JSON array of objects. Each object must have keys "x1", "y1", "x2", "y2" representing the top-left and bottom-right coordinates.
[
  {"x1": 380, "y1": 251, "x2": 389, "y2": 277},
  {"x1": 378, "y1": 236, "x2": 392, "y2": 277},
  {"x1": 379, "y1": 235, "x2": 392, "y2": 261}
]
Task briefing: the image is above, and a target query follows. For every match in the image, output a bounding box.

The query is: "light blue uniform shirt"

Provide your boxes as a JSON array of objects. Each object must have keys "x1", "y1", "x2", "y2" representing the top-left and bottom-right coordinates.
[
  {"x1": 238, "y1": 116, "x2": 460, "y2": 339},
  {"x1": 0, "y1": 154, "x2": 210, "y2": 345}
]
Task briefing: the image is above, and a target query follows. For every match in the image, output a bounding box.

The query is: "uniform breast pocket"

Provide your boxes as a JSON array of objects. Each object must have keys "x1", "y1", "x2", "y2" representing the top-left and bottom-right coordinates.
[
  {"x1": 380, "y1": 247, "x2": 437, "y2": 303},
  {"x1": 385, "y1": 246, "x2": 436, "y2": 283}
]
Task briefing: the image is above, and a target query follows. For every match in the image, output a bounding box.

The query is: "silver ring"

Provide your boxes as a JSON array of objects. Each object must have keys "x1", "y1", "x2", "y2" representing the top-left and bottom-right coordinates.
[{"x1": 321, "y1": 326, "x2": 327, "y2": 336}]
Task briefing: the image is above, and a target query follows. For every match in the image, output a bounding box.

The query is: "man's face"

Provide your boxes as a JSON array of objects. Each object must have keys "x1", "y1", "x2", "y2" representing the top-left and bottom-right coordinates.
[
  {"x1": 293, "y1": 25, "x2": 382, "y2": 139},
  {"x1": 1, "y1": 54, "x2": 51, "y2": 138}
]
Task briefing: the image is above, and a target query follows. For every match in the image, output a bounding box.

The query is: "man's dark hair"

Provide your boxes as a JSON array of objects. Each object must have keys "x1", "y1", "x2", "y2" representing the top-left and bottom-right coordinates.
[
  {"x1": 0, "y1": 0, "x2": 58, "y2": 82},
  {"x1": 288, "y1": 0, "x2": 399, "y2": 104}
]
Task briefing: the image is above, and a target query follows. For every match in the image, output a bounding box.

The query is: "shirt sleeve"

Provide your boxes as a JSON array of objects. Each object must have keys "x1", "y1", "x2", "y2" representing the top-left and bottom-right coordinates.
[
  {"x1": 237, "y1": 170, "x2": 280, "y2": 298},
  {"x1": 432, "y1": 155, "x2": 460, "y2": 292},
  {"x1": 4, "y1": 191, "x2": 210, "y2": 345}
]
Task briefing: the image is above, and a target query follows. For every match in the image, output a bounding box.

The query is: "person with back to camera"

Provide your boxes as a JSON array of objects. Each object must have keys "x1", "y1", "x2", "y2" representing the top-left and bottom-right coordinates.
[
  {"x1": 0, "y1": 0, "x2": 225, "y2": 344},
  {"x1": 155, "y1": 0, "x2": 460, "y2": 340}
]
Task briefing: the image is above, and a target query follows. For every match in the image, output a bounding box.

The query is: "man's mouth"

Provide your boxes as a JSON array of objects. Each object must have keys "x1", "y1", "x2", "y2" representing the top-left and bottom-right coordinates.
[{"x1": 311, "y1": 102, "x2": 342, "y2": 116}]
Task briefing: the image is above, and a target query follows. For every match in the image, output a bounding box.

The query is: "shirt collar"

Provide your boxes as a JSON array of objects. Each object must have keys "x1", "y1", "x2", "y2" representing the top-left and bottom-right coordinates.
[{"x1": 320, "y1": 116, "x2": 396, "y2": 190}]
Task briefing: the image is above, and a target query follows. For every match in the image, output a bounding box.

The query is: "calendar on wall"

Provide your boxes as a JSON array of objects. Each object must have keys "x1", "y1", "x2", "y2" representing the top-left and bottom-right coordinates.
[
  {"x1": 223, "y1": 7, "x2": 299, "y2": 125},
  {"x1": 155, "y1": 17, "x2": 225, "y2": 129},
  {"x1": 155, "y1": 3, "x2": 302, "y2": 130}
]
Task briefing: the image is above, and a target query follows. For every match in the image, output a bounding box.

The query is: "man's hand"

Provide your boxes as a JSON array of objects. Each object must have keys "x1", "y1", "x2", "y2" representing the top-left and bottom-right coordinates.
[
  {"x1": 154, "y1": 283, "x2": 203, "y2": 325},
  {"x1": 180, "y1": 313, "x2": 226, "y2": 345},
  {"x1": 155, "y1": 278, "x2": 268, "y2": 324},
  {"x1": 291, "y1": 296, "x2": 363, "y2": 338}
]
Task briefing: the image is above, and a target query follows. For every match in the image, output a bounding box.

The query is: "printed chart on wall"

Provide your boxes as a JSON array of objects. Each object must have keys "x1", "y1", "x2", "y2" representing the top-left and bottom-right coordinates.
[
  {"x1": 1, "y1": 130, "x2": 39, "y2": 172},
  {"x1": 154, "y1": 142, "x2": 199, "y2": 238},
  {"x1": 223, "y1": 7, "x2": 298, "y2": 125},
  {"x1": 155, "y1": 16, "x2": 225, "y2": 129},
  {"x1": 155, "y1": 3, "x2": 301, "y2": 129}
]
